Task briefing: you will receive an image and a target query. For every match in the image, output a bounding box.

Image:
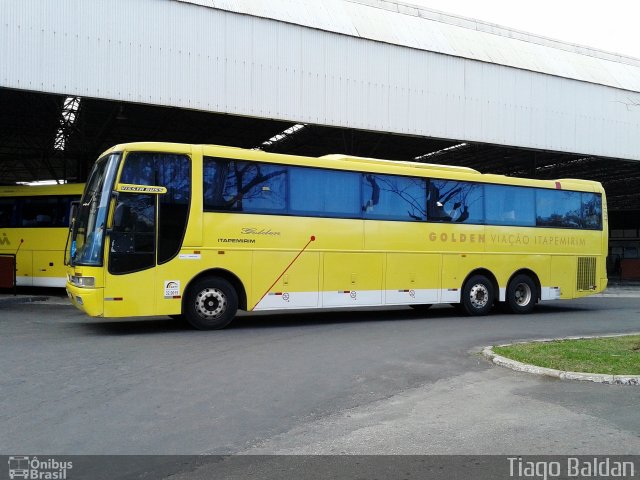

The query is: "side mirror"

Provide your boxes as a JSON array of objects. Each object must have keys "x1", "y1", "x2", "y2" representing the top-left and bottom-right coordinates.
[{"x1": 69, "y1": 201, "x2": 80, "y2": 230}]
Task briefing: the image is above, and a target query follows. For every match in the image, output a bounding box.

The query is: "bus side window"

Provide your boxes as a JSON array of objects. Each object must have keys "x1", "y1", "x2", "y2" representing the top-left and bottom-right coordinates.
[
  {"x1": 485, "y1": 185, "x2": 535, "y2": 227},
  {"x1": 203, "y1": 158, "x2": 287, "y2": 213},
  {"x1": 362, "y1": 174, "x2": 426, "y2": 221},
  {"x1": 536, "y1": 189, "x2": 582, "y2": 228},
  {"x1": 428, "y1": 180, "x2": 483, "y2": 224},
  {"x1": 289, "y1": 167, "x2": 360, "y2": 218},
  {"x1": 582, "y1": 193, "x2": 602, "y2": 230},
  {"x1": 109, "y1": 193, "x2": 156, "y2": 273},
  {"x1": 112, "y1": 203, "x2": 132, "y2": 231},
  {"x1": 20, "y1": 197, "x2": 67, "y2": 227},
  {"x1": 0, "y1": 198, "x2": 16, "y2": 227}
]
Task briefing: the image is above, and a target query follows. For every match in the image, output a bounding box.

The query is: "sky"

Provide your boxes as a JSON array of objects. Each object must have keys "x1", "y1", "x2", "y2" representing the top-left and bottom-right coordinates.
[{"x1": 406, "y1": 0, "x2": 640, "y2": 59}]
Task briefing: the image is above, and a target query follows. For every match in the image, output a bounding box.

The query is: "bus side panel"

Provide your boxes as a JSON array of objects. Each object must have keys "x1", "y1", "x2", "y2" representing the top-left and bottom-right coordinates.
[
  {"x1": 441, "y1": 253, "x2": 493, "y2": 302},
  {"x1": 251, "y1": 251, "x2": 319, "y2": 310},
  {"x1": 103, "y1": 267, "x2": 156, "y2": 318},
  {"x1": 154, "y1": 249, "x2": 253, "y2": 315},
  {"x1": 15, "y1": 250, "x2": 33, "y2": 286},
  {"x1": 32, "y1": 250, "x2": 67, "y2": 287},
  {"x1": 365, "y1": 221, "x2": 433, "y2": 252},
  {"x1": 384, "y1": 253, "x2": 441, "y2": 305},
  {"x1": 481, "y1": 254, "x2": 551, "y2": 301},
  {"x1": 550, "y1": 256, "x2": 576, "y2": 299},
  {"x1": 598, "y1": 254, "x2": 608, "y2": 293},
  {"x1": 322, "y1": 253, "x2": 383, "y2": 307},
  {"x1": 204, "y1": 213, "x2": 342, "y2": 312}
]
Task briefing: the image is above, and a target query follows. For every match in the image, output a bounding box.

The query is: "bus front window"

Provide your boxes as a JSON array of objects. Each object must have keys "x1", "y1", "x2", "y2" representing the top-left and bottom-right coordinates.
[{"x1": 69, "y1": 153, "x2": 120, "y2": 266}]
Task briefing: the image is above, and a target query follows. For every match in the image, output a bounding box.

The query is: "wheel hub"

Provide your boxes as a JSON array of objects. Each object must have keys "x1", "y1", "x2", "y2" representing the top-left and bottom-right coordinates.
[
  {"x1": 469, "y1": 284, "x2": 489, "y2": 308},
  {"x1": 195, "y1": 288, "x2": 227, "y2": 319},
  {"x1": 514, "y1": 283, "x2": 532, "y2": 306}
]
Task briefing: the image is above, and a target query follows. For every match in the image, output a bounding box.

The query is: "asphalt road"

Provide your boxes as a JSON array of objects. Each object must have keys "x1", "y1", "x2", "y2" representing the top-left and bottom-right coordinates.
[{"x1": 1, "y1": 294, "x2": 640, "y2": 462}]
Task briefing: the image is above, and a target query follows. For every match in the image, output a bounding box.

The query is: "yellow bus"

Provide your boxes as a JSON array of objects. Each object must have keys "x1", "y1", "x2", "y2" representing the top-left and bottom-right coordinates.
[
  {"x1": 66, "y1": 142, "x2": 607, "y2": 329},
  {"x1": 0, "y1": 183, "x2": 84, "y2": 287}
]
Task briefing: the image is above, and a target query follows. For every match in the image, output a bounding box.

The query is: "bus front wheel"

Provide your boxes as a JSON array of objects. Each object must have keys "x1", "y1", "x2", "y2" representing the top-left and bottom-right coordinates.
[
  {"x1": 506, "y1": 274, "x2": 537, "y2": 314},
  {"x1": 461, "y1": 275, "x2": 494, "y2": 316},
  {"x1": 184, "y1": 277, "x2": 238, "y2": 330}
]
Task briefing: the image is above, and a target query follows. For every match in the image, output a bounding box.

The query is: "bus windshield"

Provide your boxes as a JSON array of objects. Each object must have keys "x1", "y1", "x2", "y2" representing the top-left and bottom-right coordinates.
[{"x1": 69, "y1": 153, "x2": 120, "y2": 266}]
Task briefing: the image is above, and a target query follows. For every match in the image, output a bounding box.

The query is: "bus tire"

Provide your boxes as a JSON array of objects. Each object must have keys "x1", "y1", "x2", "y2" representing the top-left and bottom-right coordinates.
[
  {"x1": 506, "y1": 274, "x2": 537, "y2": 314},
  {"x1": 461, "y1": 274, "x2": 494, "y2": 316},
  {"x1": 410, "y1": 304, "x2": 432, "y2": 311},
  {"x1": 184, "y1": 277, "x2": 238, "y2": 330}
]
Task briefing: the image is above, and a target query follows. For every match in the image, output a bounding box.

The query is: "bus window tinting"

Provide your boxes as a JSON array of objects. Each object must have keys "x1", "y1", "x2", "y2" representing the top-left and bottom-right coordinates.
[
  {"x1": 362, "y1": 174, "x2": 426, "y2": 221},
  {"x1": 536, "y1": 189, "x2": 582, "y2": 228},
  {"x1": 485, "y1": 185, "x2": 535, "y2": 227},
  {"x1": 0, "y1": 199, "x2": 15, "y2": 227},
  {"x1": 0, "y1": 196, "x2": 78, "y2": 228},
  {"x1": 22, "y1": 197, "x2": 61, "y2": 227},
  {"x1": 202, "y1": 157, "x2": 602, "y2": 230},
  {"x1": 289, "y1": 167, "x2": 360, "y2": 217},
  {"x1": 428, "y1": 180, "x2": 483, "y2": 223},
  {"x1": 582, "y1": 193, "x2": 602, "y2": 230},
  {"x1": 119, "y1": 152, "x2": 192, "y2": 265},
  {"x1": 120, "y1": 153, "x2": 191, "y2": 202},
  {"x1": 109, "y1": 193, "x2": 156, "y2": 274},
  {"x1": 204, "y1": 159, "x2": 287, "y2": 213}
]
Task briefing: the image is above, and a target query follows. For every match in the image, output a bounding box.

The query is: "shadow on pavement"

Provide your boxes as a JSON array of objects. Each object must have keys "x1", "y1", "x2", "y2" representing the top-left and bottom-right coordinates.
[{"x1": 75, "y1": 301, "x2": 594, "y2": 336}]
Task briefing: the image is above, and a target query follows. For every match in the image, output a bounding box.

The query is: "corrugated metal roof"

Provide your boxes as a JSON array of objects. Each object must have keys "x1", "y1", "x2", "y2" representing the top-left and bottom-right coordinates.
[
  {"x1": 178, "y1": 0, "x2": 640, "y2": 93},
  {"x1": 3, "y1": 0, "x2": 638, "y2": 161}
]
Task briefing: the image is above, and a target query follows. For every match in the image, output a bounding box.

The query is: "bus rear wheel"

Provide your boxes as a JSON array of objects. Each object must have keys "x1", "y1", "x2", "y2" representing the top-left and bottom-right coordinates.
[
  {"x1": 461, "y1": 274, "x2": 494, "y2": 316},
  {"x1": 506, "y1": 274, "x2": 537, "y2": 314},
  {"x1": 184, "y1": 277, "x2": 238, "y2": 330}
]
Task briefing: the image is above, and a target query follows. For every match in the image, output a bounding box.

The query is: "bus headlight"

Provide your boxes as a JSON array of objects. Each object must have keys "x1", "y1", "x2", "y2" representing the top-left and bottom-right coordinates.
[{"x1": 69, "y1": 275, "x2": 95, "y2": 288}]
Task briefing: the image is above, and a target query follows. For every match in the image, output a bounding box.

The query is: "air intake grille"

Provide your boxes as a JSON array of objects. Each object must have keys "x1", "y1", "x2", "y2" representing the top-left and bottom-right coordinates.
[{"x1": 577, "y1": 257, "x2": 597, "y2": 291}]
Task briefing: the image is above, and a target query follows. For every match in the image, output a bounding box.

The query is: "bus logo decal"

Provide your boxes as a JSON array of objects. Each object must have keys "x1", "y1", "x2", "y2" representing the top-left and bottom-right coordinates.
[
  {"x1": 0, "y1": 233, "x2": 9, "y2": 246},
  {"x1": 7, "y1": 456, "x2": 73, "y2": 479},
  {"x1": 8, "y1": 456, "x2": 29, "y2": 479},
  {"x1": 117, "y1": 184, "x2": 167, "y2": 194},
  {"x1": 241, "y1": 227, "x2": 281, "y2": 236},
  {"x1": 179, "y1": 253, "x2": 201, "y2": 260},
  {"x1": 164, "y1": 280, "x2": 181, "y2": 299}
]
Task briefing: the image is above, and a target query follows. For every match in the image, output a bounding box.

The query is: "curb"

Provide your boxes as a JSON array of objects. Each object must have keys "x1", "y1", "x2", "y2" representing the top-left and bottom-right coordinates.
[{"x1": 482, "y1": 333, "x2": 640, "y2": 386}]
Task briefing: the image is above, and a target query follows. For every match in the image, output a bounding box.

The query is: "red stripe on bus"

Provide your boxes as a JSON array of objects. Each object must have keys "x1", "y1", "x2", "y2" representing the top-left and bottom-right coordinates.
[{"x1": 253, "y1": 235, "x2": 316, "y2": 309}]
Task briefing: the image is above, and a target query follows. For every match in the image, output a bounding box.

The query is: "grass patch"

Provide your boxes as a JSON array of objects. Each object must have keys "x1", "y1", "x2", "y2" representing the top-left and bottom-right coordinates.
[{"x1": 493, "y1": 335, "x2": 640, "y2": 375}]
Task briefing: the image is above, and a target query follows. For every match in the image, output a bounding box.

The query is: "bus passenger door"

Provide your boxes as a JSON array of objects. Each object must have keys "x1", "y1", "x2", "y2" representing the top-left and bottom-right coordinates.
[{"x1": 103, "y1": 193, "x2": 157, "y2": 317}]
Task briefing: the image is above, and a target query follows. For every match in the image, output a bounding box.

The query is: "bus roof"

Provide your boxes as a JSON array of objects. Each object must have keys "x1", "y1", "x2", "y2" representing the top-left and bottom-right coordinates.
[
  {"x1": 320, "y1": 154, "x2": 480, "y2": 174},
  {"x1": 105, "y1": 142, "x2": 605, "y2": 193},
  {"x1": 0, "y1": 183, "x2": 85, "y2": 197}
]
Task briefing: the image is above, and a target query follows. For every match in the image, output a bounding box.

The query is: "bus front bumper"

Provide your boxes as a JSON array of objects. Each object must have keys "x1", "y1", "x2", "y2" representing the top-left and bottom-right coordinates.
[{"x1": 66, "y1": 283, "x2": 104, "y2": 317}]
